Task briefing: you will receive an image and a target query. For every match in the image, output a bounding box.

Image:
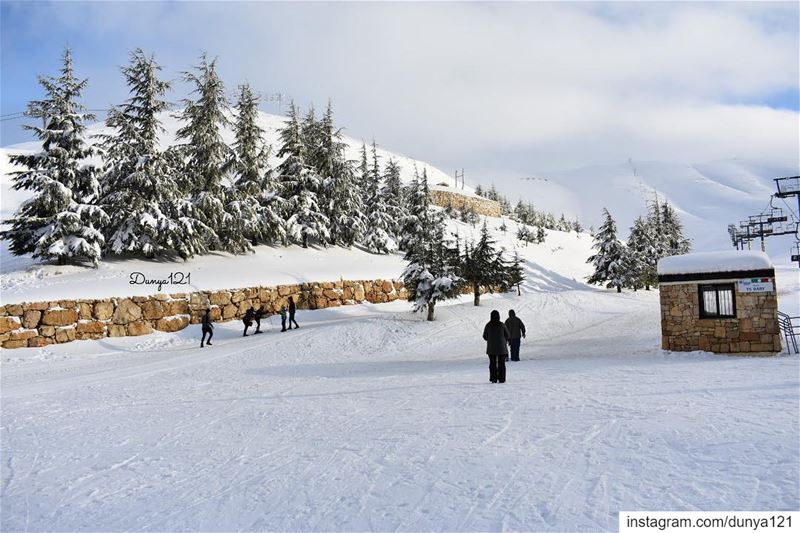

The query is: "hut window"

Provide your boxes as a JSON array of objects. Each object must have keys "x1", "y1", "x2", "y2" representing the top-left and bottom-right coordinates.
[{"x1": 698, "y1": 284, "x2": 736, "y2": 318}]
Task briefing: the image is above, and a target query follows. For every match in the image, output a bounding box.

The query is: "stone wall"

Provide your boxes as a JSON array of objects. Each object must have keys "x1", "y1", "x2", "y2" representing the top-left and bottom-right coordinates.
[
  {"x1": 430, "y1": 189, "x2": 502, "y2": 217},
  {"x1": 659, "y1": 283, "x2": 782, "y2": 354},
  {"x1": 0, "y1": 279, "x2": 408, "y2": 349}
]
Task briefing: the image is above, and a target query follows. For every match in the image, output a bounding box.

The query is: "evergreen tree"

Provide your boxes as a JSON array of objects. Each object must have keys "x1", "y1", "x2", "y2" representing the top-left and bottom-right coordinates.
[
  {"x1": 97, "y1": 49, "x2": 211, "y2": 259},
  {"x1": 399, "y1": 167, "x2": 432, "y2": 252},
  {"x1": 276, "y1": 102, "x2": 329, "y2": 248},
  {"x1": 586, "y1": 208, "x2": 625, "y2": 292},
  {"x1": 317, "y1": 102, "x2": 364, "y2": 246},
  {"x1": 505, "y1": 250, "x2": 525, "y2": 296},
  {"x1": 2, "y1": 48, "x2": 108, "y2": 266},
  {"x1": 361, "y1": 141, "x2": 395, "y2": 253},
  {"x1": 625, "y1": 215, "x2": 657, "y2": 290},
  {"x1": 174, "y1": 54, "x2": 231, "y2": 250},
  {"x1": 475, "y1": 184, "x2": 483, "y2": 197},
  {"x1": 381, "y1": 158, "x2": 406, "y2": 239},
  {"x1": 461, "y1": 221, "x2": 508, "y2": 306},
  {"x1": 536, "y1": 226, "x2": 547, "y2": 244},
  {"x1": 402, "y1": 214, "x2": 461, "y2": 321},
  {"x1": 228, "y1": 83, "x2": 285, "y2": 248},
  {"x1": 499, "y1": 219, "x2": 508, "y2": 234},
  {"x1": 516, "y1": 224, "x2": 535, "y2": 245},
  {"x1": 661, "y1": 202, "x2": 692, "y2": 256}
]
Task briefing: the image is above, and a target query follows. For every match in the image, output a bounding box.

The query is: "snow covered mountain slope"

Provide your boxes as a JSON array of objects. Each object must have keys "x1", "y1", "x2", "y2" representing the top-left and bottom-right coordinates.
[{"x1": 497, "y1": 158, "x2": 799, "y2": 252}]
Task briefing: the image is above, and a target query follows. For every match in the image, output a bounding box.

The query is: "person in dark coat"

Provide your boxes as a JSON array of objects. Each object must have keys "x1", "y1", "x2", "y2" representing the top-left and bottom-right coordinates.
[
  {"x1": 201, "y1": 308, "x2": 214, "y2": 347},
  {"x1": 288, "y1": 296, "x2": 299, "y2": 330},
  {"x1": 505, "y1": 309, "x2": 526, "y2": 362},
  {"x1": 243, "y1": 306, "x2": 255, "y2": 337},
  {"x1": 483, "y1": 309, "x2": 510, "y2": 383},
  {"x1": 254, "y1": 306, "x2": 266, "y2": 334}
]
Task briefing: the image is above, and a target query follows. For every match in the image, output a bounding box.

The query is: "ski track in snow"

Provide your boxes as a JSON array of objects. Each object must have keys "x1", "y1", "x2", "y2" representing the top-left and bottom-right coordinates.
[{"x1": 1, "y1": 287, "x2": 798, "y2": 532}]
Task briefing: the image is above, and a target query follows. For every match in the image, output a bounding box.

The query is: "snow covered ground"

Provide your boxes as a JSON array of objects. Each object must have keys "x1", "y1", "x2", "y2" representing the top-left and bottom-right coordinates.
[{"x1": 2, "y1": 271, "x2": 799, "y2": 530}]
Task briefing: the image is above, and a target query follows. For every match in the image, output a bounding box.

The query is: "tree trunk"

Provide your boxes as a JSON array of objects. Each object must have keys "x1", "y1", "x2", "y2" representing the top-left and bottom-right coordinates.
[
  {"x1": 302, "y1": 234, "x2": 308, "y2": 249},
  {"x1": 427, "y1": 302, "x2": 435, "y2": 321},
  {"x1": 473, "y1": 284, "x2": 480, "y2": 306},
  {"x1": 517, "y1": 283, "x2": 521, "y2": 296},
  {"x1": 616, "y1": 285, "x2": 622, "y2": 293},
  {"x1": 645, "y1": 285, "x2": 650, "y2": 291}
]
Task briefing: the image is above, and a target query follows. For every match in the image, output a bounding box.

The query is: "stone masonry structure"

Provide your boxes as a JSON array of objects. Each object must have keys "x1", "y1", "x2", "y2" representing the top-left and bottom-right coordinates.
[
  {"x1": 429, "y1": 188, "x2": 501, "y2": 217},
  {"x1": 0, "y1": 279, "x2": 408, "y2": 349},
  {"x1": 657, "y1": 251, "x2": 782, "y2": 355},
  {"x1": 659, "y1": 283, "x2": 781, "y2": 354}
]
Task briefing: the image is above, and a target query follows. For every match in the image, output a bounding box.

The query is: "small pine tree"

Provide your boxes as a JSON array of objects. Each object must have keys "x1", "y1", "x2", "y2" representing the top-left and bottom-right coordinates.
[
  {"x1": 402, "y1": 214, "x2": 461, "y2": 321},
  {"x1": 499, "y1": 219, "x2": 508, "y2": 234},
  {"x1": 399, "y1": 167, "x2": 432, "y2": 252},
  {"x1": 2, "y1": 48, "x2": 108, "y2": 266},
  {"x1": 461, "y1": 221, "x2": 507, "y2": 306},
  {"x1": 475, "y1": 184, "x2": 483, "y2": 197},
  {"x1": 586, "y1": 208, "x2": 625, "y2": 292},
  {"x1": 505, "y1": 250, "x2": 525, "y2": 296},
  {"x1": 361, "y1": 142, "x2": 395, "y2": 253}
]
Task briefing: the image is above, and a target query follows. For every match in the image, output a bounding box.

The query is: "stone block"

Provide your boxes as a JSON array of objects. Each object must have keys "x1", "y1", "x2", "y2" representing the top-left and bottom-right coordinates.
[
  {"x1": 223, "y1": 304, "x2": 238, "y2": 319},
  {"x1": 9, "y1": 329, "x2": 37, "y2": 342},
  {"x1": 93, "y1": 301, "x2": 114, "y2": 320},
  {"x1": 22, "y1": 310, "x2": 41, "y2": 329},
  {"x1": 0, "y1": 316, "x2": 22, "y2": 335},
  {"x1": 55, "y1": 327, "x2": 76, "y2": 343},
  {"x1": 39, "y1": 325, "x2": 56, "y2": 337},
  {"x1": 76, "y1": 321, "x2": 106, "y2": 335},
  {"x1": 154, "y1": 315, "x2": 190, "y2": 333},
  {"x1": 126, "y1": 321, "x2": 152, "y2": 336},
  {"x1": 77, "y1": 302, "x2": 93, "y2": 320},
  {"x1": 3, "y1": 340, "x2": 29, "y2": 349},
  {"x1": 141, "y1": 300, "x2": 166, "y2": 320},
  {"x1": 108, "y1": 324, "x2": 127, "y2": 337},
  {"x1": 6, "y1": 304, "x2": 23, "y2": 316},
  {"x1": 41, "y1": 308, "x2": 79, "y2": 327},
  {"x1": 209, "y1": 291, "x2": 231, "y2": 306},
  {"x1": 112, "y1": 299, "x2": 142, "y2": 325},
  {"x1": 28, "y1": 337, "x2": 54, "y2": 348}
]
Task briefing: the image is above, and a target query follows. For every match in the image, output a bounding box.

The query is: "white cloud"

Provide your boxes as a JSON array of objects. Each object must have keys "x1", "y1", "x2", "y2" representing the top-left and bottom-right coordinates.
[{"x1": 3, "y1": 1, "x2": 798, "y2": 179}]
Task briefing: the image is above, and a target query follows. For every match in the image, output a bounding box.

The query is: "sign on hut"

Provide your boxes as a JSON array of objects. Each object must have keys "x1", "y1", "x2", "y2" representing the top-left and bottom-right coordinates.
[{"x1": 657, "y1": 250, "x2": 782, "y2": 355}]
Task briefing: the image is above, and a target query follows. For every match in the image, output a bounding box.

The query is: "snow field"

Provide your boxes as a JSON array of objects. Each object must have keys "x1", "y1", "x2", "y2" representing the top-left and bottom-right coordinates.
[{"x1": 2, "y1": 287, "x2": 798, "y2": 531}]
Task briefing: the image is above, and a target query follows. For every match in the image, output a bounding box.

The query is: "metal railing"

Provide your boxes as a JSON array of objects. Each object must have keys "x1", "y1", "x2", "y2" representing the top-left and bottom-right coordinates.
[{"x1": 777, "y1": 311, "x2": 799, "y2": 354}]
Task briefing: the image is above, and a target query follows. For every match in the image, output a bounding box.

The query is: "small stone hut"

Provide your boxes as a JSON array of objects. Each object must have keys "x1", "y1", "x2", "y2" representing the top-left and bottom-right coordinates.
[{"x1": 657, "y1": 250, "x2": 782, "y2": 355}]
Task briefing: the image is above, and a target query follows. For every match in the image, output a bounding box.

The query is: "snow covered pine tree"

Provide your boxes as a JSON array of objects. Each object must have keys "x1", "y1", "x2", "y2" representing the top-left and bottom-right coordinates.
[
  {"x1": 586, "y1": 207, "x2": 626, "y2": 292},
  {"x1": 402, "y1": 215, "x2": 462, "y2": 321},
  {"x1": 276, "y1": 103, "x2": 330, "y2": 248},
  {"x1": 461, "y1": 220, "x2": 509, "y2": 306},
  {"x1": 97, "y1": 49, "x2": 209, "y2": 259},
  {"x1": 2, "y1": 48, "x2": 108, "y2": 266},
  {"x1": 361, "y1": 141, "x2": 396, "y2": 254},
  {"x1": 174, "y1": 54, "x2": 234, "y2": 252}
]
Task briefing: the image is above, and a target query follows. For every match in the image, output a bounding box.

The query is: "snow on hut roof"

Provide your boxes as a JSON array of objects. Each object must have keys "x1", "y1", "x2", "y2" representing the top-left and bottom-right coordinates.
[{"x1": 657, "y1": 250, "x2": 774, "y2": 276}]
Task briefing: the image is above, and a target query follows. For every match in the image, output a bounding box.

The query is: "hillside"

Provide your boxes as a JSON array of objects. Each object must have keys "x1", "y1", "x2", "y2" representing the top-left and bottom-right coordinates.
[{"x1": 495, "y1": 158, "x2": 799, "y2": 252}]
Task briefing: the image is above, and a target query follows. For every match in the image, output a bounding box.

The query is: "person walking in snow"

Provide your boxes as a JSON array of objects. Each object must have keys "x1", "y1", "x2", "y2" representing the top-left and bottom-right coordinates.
[
  {"x1": 279, "y1": 304, "x2": 288, "y2": 332},
  {"x1": 200, "y1": 308, "x2": 214, "y2": 347},
  {"x1": 288, "y1": 296, "x2": 299, "y2": 330},
  {"x1": 483, "y1": 310, "x2": 511, "y2": 383},
  {"x1": 505, "y1": 309, "x2": 526, "y2": 362},
  {"x1": 243, "y1": 306, "x2": 255, "y2": 337},
  {"x1": 254, "y1": 305, "x2": 266, "y2": 334}
]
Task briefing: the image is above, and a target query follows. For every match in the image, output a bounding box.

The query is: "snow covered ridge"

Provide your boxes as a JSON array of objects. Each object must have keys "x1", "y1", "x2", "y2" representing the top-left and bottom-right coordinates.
[{"x1": 657, "y1": 250, "x2": 774, "y2": 276}]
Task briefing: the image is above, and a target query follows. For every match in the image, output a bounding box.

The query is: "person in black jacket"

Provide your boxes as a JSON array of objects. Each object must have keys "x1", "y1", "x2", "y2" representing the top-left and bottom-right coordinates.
[
  {"x1": 243, "y1": 306, "x2": 255, "y2": 337},
  {"x1": 254, "y1": 306, "x2": 266, "y2": 334},
  {"x1": 201, "y1": 308, "x2": 214, "y2": 347},
  {"x1": 505, "y1": 309, "x2": 526, "y2": 362},
  {"x1": 483, "y1": 309, "x2": 511, "y2": 383},
  {"x1": 288, "y1": 296, "x2": 299, "y2": 330}
]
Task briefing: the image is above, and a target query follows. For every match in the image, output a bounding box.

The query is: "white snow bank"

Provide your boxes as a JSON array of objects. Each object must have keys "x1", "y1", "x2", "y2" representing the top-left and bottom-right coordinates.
[{"x1": 658, "y1": 250, "x2": 773, "y2": 276}]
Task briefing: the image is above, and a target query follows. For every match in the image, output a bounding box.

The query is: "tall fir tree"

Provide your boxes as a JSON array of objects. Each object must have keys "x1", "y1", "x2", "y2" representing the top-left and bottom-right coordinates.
[
  {"x1": 361, "y1": 141, "x2": 395, "y2": 253},
  {"x1": 318, "y1": 102, "x2": 364, "y2": 246},
  {"x1": 505, "y1": 250, "x2": 525, "y2": 296},
  {"x1": 660, "y1": 202, "x2": 692, "y2": 256},
  {"x1": 277, "y1": 102, "x2": 330, "y2": 248},
  {"x1": 174, "y1": 53, "x2": 231, "y2": 251},
  {"x1": 2, "y1": 48, "x2": 108, "y2": 266},
  {"x1": 229, "y1": 83, "x2": 285, "y2": 246},
  {"x1": 98, "y1": 49, "x2": 209, "y2": 259},
  {"x1": 381, "y1": 158, "x2": 407, "y2": 240},
  {"x1": 586, "y1": 208, "x2": 626, "y2": 292}
]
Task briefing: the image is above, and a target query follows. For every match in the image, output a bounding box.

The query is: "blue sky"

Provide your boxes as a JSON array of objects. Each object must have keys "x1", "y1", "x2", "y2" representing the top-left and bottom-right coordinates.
[{"x1": 2, "y1": 1, "x2": 798, "y2": 175}]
